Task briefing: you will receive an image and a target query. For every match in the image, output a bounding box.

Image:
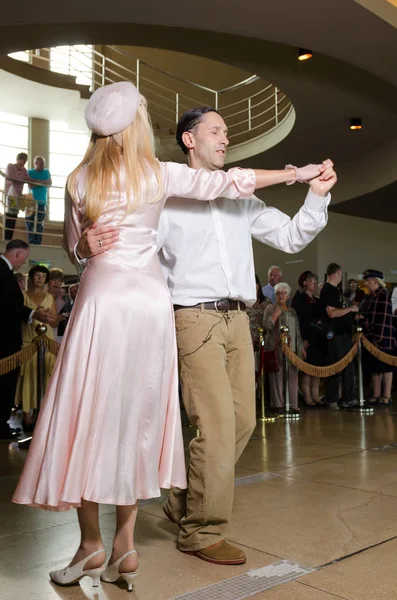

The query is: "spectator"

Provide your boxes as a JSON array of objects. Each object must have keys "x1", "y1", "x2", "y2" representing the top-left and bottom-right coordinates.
[
  {"x1": 291, "y1": 270, "x2": 313, "y2": 307},
  {"x1": 14, "y1": 272, "x2": 27, "y2": 292},
  {"x1": 4, "y1": 152, "x2": 29, "y2": 240},
  {"x1": 262, "y1": 265, "x2": 282, "y2": 303},
  {"x1": 15, "y1": 265, "x2": 57, "y2": 431},
  {"x1": 361, "y1": 270, "x2": 396, "y2": 406},
  {"x1": 0, "y1": 240, "x2": 54, "y2": 440},
  {"x1": 247, "y1": 275, "x2": 271, "y2": 350},
  {"x1": 292, "y1": 271, "x2": 324, "y2": 406},
  {"x1": 57, "y1": 283, "x2": 79, "y2": 339},
  {"x1": 48, "y1": 268, "x2": 66, "y2": 338},
  {"x1": 27, "y1": 156, "x2": 52, "y2": 245},
  {"x1": 344, "y1": 278, "x2": 366, "y2": 307},
  {"x1": 263, "y1": 282, "x2": 306, "y2": 413},
  {"x1": 319, "y1": 263, "x2": 358, "y2": 410}
]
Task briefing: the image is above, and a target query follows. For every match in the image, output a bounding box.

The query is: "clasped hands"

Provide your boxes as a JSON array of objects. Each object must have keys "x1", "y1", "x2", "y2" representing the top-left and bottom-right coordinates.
[
  {"x1": 287, "y1": 159, "x2": 337, "y2": 197},
  {"x1": 33, "y1": 307, "x2": 58, "y2": 327}
]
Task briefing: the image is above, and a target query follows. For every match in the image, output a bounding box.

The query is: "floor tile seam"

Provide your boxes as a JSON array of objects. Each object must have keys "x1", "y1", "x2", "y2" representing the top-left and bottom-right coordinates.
[
  {"x1": 0, "y1": 509, "x2": 116, "y2": 540},
  {"x1": 295, "y1": 580, "x2": 350, "y2": 600},
  {"x1": 317, "y1": 533, "x2": 397, "y2": 570},
  {"x1": 225, "y1": 538, "x2": 284, "y2": 562},
  {"x1": 273, "y1": 449, "x2": 367, "y2": 473},
  {"x1": 275, "y1": 472, "x2": 397, "y2": 498}
]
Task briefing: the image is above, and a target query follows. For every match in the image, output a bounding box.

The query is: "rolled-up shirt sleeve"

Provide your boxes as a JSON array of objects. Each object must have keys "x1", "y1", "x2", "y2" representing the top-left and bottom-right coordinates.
[
  {"x1": 162, "y1": 162, "x2": 256, "y2": 201},
  {"x1": 247, "y1": 190, "x2": 330, "y2": 254}
]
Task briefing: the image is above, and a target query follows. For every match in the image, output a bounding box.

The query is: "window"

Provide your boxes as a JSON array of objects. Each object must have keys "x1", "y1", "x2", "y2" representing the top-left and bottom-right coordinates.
[
  {"x1": 50, "y1": 45, "x2": 93, "y2": 89},
  {"x1": 0, "y1": 111, "x2": 29, "y2": 216},
  {"x1": 8, "y1": 51, "x2": 30, "y2": 63},
  {"x1": 49, "y1": 121, "x2": 90, "y2": 222}
]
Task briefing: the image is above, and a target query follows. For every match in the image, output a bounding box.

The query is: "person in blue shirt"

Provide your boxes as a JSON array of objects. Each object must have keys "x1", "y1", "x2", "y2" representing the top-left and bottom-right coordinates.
[
  {"x1": 262, "y1": 265, "x2": 282, "y2": 303},
  {"x1": 27, "y1": 156, "x2": 52, "y2": 245}
]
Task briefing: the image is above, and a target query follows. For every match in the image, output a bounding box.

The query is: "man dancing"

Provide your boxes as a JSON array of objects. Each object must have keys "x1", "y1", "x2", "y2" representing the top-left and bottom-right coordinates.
[{"x1": 75, "y1": 106, "x2": 336, "y2": 565}]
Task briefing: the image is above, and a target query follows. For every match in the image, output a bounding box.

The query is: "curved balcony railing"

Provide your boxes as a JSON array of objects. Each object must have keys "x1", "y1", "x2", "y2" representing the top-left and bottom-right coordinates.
[{"x1": 9, "y1": 45, "x2": 294, "y2": 151}]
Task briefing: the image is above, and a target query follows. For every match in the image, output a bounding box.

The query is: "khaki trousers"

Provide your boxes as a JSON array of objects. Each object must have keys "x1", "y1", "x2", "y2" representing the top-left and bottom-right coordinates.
[{"x1": 167, "y1": 307, "x2": 256, "y2": 551}]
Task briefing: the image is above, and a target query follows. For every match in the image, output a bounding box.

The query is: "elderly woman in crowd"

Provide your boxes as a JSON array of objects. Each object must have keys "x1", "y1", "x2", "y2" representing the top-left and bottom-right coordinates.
[
  {"x1": 15, "y1": 265, "x2": 58, "y2": 431},
  {"x1": 361, "y1": 269, "x2": 396, "y2": 405},
  {"x1": 292, "y1": 271, "x2": 324, "y2": 406},
  {"x1": 263, "y1": 282, "x2": 306, "y2": 413}
]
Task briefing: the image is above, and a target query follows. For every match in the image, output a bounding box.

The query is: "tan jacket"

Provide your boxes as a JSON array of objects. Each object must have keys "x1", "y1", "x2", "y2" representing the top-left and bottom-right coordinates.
[{"x1": 263, "y1": 303, "x2": 304, "y2": 358}]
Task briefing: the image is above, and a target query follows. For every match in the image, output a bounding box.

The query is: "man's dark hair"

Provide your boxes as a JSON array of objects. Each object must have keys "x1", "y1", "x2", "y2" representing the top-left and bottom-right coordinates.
[
  {"x1": 326, "y1": 263, "x2": 341, "y2": 276},
  {"x1": 176, "y1": 107, "x2": 221, "y2": 155},
  {"x1": 17, "y1": 152, "x2": 28, "y2": 161},
  {"x1": 5, "y1": 239, "x2": 29, "y2": 253},
  {"x1": 28, "y1": 264, "x2": 50, "y2": 284}
]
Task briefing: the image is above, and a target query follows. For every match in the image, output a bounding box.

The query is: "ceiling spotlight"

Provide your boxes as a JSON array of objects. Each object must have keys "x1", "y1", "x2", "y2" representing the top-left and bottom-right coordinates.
[
  {"x1": 298, "y1": 48, "x2": 313, "y2": 61},
  {"x1": 350, "y1": 118, "x2": 362, "y2": 130}
]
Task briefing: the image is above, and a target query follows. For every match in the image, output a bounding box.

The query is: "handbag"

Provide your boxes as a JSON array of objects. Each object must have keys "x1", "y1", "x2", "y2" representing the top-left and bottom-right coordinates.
[{"x1": 261, "y1": 347, "x2": 280, "y2": 374}]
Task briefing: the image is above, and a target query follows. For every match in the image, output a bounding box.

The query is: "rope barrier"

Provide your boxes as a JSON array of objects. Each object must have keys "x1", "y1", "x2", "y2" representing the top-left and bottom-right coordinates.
[
  {"x1": 279, "y1": 331, "x2": 397, "y2": 377},
  {"x1": 0, "y1": 334, "x2": 60, "y2": 375},
  {"x1": 361, "y1": 336, "x2": 397, "y2": 367},
  {"x1": 280, "y1": 332, "x2": 359, "y2": 377}
]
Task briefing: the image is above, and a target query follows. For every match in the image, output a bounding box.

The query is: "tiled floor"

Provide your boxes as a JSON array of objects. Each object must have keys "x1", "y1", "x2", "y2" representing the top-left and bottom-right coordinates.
[{"x1": 2, "y1": 404, "x2": 397, "y2": 599}]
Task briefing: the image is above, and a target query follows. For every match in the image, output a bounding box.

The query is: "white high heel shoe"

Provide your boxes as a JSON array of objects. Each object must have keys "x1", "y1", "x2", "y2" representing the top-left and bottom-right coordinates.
[
  {"x1": 101, "y1": 550, "x2": 139, "y2": 592},
  {"x1": 49, "y1": 548, "x2": 107, "y2": 587}
]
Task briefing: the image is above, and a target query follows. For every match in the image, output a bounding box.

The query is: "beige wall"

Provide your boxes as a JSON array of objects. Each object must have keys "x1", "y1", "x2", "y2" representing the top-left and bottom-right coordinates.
[
  {"x1": 251, "y1": 195, "x2": 397, "y2": 294},
  {"x1": 29, "y1": 117, "x2": 49, "y2": 168},
  {"x1": 317, "y1": 213, "x2": 397, "y2": 284}
]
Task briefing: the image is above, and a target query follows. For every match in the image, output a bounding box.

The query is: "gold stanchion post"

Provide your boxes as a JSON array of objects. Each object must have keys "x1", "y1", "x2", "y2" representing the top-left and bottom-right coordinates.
[
  {"x1": 18, "y1": 324, "x2": 47, "y2": 449},
  {"x1": 280, "y1": 325, "x2": 301, "y2": 420},
  {"x1": 351, "y1": 326, "x2": 374, "y2": 415},
  {"x1": 258, "y1": 328, "x2": 276, "y2": 423}
]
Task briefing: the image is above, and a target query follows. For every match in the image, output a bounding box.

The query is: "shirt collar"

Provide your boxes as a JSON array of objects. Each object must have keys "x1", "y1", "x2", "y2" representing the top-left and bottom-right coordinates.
[{"x1": 1, "y1": 254, "x2": 13, "y2": 270}]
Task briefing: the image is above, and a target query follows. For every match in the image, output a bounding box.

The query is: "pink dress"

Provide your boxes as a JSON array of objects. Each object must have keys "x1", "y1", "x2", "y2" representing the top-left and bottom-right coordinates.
[{"x1": 12, "y1": 162, "x2": 255, "y2": 511}]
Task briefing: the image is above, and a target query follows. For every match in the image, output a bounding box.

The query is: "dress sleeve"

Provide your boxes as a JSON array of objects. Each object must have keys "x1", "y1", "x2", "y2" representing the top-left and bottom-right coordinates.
[
  {"x1": 62, "y1": 185, "x2": 83, "y2": 265},
  {"x1": 162, "y1": 162, "x2": 256, "y2": 201}
]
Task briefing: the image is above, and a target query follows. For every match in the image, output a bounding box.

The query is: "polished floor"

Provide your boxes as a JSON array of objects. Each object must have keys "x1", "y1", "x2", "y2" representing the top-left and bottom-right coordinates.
[{"x1": 2, "y1": 403, "x2": 397, "y2": 600}]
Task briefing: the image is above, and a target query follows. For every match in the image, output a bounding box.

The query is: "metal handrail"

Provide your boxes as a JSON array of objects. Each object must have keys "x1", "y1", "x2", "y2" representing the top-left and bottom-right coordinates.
[{"x1": 9, "y1": 45, "x2": 293, "y2": 150}]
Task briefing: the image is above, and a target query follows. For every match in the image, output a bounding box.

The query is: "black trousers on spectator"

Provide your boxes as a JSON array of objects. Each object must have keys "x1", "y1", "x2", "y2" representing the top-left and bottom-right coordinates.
[
  {"x1": 324, "y1": 333, "x2": 355, "y2": 404},
  {"x1": 5, "y1": 213, "x2": 17, "y2": 240},
  {"x1": 0, "y1": 368, "x2": 19, "y2": 433}
]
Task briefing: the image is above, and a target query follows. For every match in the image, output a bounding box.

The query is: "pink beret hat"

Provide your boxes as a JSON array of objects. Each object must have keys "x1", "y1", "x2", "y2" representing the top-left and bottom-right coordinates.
[{"x1": 85, "y1": 81, "x2": 142, "y2": 136}]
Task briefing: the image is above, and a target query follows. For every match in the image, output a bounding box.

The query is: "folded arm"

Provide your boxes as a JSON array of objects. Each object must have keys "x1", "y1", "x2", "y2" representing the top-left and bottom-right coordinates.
[{"x1": 248, "y1": 190, "x2": 330, "y2": 254}]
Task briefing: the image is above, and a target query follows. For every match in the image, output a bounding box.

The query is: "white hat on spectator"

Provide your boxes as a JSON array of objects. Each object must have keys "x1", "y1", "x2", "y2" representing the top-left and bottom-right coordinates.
[{"x1": 85, "y1": 81, "x2": 142, "y2": 137}]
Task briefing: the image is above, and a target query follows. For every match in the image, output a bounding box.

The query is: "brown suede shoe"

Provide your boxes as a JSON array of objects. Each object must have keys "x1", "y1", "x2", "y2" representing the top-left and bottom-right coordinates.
[{"x1": 184, "y1": 541, "x2": 246, "y2": 565}]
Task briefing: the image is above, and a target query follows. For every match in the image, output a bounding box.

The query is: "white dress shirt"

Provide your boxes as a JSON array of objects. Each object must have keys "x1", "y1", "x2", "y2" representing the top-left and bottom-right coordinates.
[{"x1": 158, "y1": 190, "x2": 330, "y2": 307}]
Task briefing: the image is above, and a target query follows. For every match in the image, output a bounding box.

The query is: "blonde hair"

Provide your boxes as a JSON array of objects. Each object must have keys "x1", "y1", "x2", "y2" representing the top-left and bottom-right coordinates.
[
  {"x1": 376, "y1": 277, "x2": 386, "y2": 288},
  {"x1": 67, "y1": 100, "x2": 162, "y2": 222}
]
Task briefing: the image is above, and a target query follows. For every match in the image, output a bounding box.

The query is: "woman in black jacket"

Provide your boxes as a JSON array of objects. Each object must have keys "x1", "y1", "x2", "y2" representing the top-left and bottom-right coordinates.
[{"x1": 292, "y1": 271, "x2": 324, "y2": 406}]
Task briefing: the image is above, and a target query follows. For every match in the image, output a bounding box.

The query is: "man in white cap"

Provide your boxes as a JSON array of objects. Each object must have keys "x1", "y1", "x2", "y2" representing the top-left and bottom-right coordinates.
[{"x1": 75, "y1": 105, "x2": 336, "y2": 566}]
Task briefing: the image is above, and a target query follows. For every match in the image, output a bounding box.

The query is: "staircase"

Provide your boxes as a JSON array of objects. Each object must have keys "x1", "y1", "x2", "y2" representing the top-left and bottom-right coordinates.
[{"x1": 8, "y1": 45, "x2": 295, "y2": 163}]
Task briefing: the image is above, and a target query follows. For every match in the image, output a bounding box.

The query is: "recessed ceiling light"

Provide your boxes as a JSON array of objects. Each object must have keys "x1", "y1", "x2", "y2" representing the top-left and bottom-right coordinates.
[
  {"x1": 298, "y1": 48, "x2": 313, "y2": 61},
  {"x1": 350, "y1": 118, "x2": 362, "y2": 130}
]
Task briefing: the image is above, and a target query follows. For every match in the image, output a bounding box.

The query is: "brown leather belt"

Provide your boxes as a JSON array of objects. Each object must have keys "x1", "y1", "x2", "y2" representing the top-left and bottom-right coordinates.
[{"x1": 174, "y1": 299, "x2": 246, "y2": 312}]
